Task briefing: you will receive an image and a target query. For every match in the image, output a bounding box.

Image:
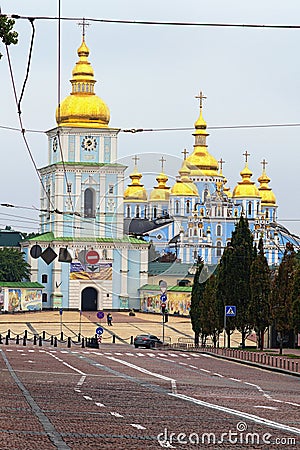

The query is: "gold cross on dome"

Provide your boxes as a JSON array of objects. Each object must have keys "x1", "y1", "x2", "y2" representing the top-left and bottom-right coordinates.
[
  {"x1": 218, "y1": 158, "x2": 225, "y2": 172},
  {"x1": 181, "y1": 149, "x2": 189, "y2": 160},
  {"x1": 132, "y1": 155, "x2": 140, "y2": 167},
  {"x1": 261, "y1": 158, "x2": 268, "y2": 170},
  {"x1": 243, "y1": 150, "x2": 250, "y2": 163},
  {"x1": 159, "y1": 156, "x2": 166, "y2": 172},
  {"x1": 195, "y1": 91, "x2": 207, "y2": 110},
  {"x1": 78, "y1": 18, "x2": 90, "y2": 37}
]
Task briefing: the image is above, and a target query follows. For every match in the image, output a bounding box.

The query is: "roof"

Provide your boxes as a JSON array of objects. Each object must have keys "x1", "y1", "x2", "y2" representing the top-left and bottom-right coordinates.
[
  {"x1": 27, "y1": 232, "x2": 146, "y2": 245},
  {"x1": 0, "y1": 282, "x2": 44, "y2": 288},
  {"x1": 0, "y1": 229, "x2": 23, "y2": 247},
  {"x1": 148, "y1": 262, "x2": 194, "y2": 277},
  {"x1": 39, "y1": 162, "x2": 126, "y2": 170},
  {"x1": 139, "y1": 284, "x2": 192, "y2": 292}
]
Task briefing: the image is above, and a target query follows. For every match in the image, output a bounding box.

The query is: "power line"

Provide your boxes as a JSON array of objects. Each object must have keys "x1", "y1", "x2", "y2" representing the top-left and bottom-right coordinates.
[{"x1": 5, "y1": 14, "x2": 300, "y2": 30}]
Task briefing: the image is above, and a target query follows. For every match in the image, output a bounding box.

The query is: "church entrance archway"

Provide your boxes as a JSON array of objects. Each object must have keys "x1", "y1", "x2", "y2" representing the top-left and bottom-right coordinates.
[{"x1": 81, "y1": 287, "x2": 98, "y2": 311}]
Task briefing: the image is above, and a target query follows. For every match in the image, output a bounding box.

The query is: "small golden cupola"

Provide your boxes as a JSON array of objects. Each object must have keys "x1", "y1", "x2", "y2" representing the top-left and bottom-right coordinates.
[
  {"x1": 171, "y1": 157, "x2": 198, "y2": 196},
  {"x1": 124, "y1": 156, "x2": 147, "y2": 202},
  {"x1": 56, "y1": 34, "x2": 110, "y2": 128},
  {"x1": 186, "y1": 91, "x2": 219, "y2": 177},
  {"x1": 257, "y1": 159, "x2": 277, "y2": 206},
  {"x1": 149, "y1": 157, "x2": 170, "y2": 202},
  {"x1": 232, "y1": 151, "x2": 260, "y2": 198}
]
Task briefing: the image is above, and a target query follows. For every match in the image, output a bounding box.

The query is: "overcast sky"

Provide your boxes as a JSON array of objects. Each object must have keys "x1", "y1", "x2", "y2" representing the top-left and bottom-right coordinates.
[{"x1": 0, "y1": 1, "x2": 300, "y2": 235}]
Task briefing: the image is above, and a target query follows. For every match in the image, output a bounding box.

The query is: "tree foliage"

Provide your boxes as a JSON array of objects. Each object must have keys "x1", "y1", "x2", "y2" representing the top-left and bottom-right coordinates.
[
  {"x1": 190, "y1": 258, "x2": 205, "y2": 346},
  {"x1": 270, "y1": 244, "x2": 297, "y2": 354},
  {"x1": 249, "y1": 238, "x2": 271, "y2": 350},
  {"x1": 0, "y1": 247, "x2": 31, "y2": 282},
  {"x1": 0, "y1": 15, "x2": 18, "y2": 59},
  {"x1": 217, "y1": 216, "x2": 255, "y2": 348}
]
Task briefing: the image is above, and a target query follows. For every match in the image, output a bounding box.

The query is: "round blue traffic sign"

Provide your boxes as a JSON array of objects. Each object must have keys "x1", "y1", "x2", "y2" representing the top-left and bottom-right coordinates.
[
  {"x1": 97, "y1": 311, "x2": 105, "y2": 319},
  {"x1": 160, "y1": 294, "x2": 167, "y2": 302},
  {"x1": 96, "y1": 326, "x2": 104, "y2": 335}
]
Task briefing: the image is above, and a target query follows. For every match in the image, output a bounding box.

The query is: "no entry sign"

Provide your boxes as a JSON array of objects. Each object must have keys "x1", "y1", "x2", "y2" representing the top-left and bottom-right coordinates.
[{"x1": 85, "y1": 250, "x2": 100, "y2": 265}]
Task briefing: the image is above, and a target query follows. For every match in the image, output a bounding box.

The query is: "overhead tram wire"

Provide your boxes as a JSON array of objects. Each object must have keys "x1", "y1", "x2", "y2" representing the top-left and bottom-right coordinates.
[{"x1": 5, "y1": 14, "x2": 300, "y2": 30}]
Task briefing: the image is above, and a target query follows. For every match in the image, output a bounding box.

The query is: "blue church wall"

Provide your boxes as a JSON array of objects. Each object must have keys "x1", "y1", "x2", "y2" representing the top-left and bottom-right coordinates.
[
  {"x1": 104, "y1": 137, "x2": 111, "y2": 163},
  {"x1": 80, "y1": 135, "x2": 100, "y2": 162},
  {"x1": 68, "y1": 135, "x2": 76, "y2": 161},
  {"x1": 60, "y1": 263, "x2": 70, "y2": 308},
  {"x1": 38, "y1": 257, "x2": 53, "y2": 308}
]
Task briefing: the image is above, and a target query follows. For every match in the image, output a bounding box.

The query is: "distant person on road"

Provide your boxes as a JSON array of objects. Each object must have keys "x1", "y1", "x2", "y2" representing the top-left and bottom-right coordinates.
[{"x1": 107, "y1": 313, "x2": 113, "y2": 326}]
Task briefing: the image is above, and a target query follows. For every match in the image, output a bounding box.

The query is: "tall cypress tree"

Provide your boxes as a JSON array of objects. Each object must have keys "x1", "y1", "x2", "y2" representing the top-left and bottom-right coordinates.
[
  {"x1": 201, "y1": 273, "x2": 223, "y2": 347},
  {"x1": 190, "y1": 258, "x2": 205, "y2": 346},
  {"x1": 270, "y1": 244, "x2": 296, "y2": 354},
  {"x1": 217, "y1": 216, "x2": 254, "y2": 348},
  {"x1": 249, "y1": 238, "x2": 271, "y2": 350}
]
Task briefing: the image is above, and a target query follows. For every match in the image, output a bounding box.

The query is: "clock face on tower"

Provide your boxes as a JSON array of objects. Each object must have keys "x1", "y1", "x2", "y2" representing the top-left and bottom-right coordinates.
[{"x1": 82, "y1": 135, "x2": 97, "y2": 151}]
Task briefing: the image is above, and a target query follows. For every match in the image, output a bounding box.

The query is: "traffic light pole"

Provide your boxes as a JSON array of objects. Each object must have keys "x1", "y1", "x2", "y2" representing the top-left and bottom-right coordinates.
[{"x1": 162, "y1": 312, "x2": 165, "y2": 343}]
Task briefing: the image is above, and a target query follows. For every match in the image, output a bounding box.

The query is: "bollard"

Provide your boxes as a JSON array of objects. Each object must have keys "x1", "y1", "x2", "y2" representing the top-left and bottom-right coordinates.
[
  {"x1": 81, "y1": 337, "x2": 85, "y2": 348},
  {"x1": 33, "y1": 335, "x2": 37, "y2": 345},
  {"x1": 283, "y1": 359, "x2": 286, "y2": 370},
  {"x1": 67, "y1": 337, "x2": 71, "y2": 348},
  {"x1": 287, "y1": 360, "x2": 290, "y2": 371},
  {"x1": 24, "y1": 330, "x2": 28, "y2": 339},
  {"x1": 60, "y1": 332, "x2": 63, "y2": 341},
  {"x1": 130, "y1": 336, "x2": 133, "y2": 345},
  {"x1": 296, "y1": 362, "x2": 298, "y2": 372},
  {"x1": 16, "y1": 335, "x2": 19, "y2": 345},
  {"x1": 5, "y1": 335, "x2": 9, "y2": 345},
  {"x1": 0, "y1": 334, "x2": 2, "y2": 344},
  {"x1": 39, "y1": 336, "x2": 42, "y2": 347},
  {"x1": 292, "y1": 361, "x2": 295, "y2": 372},
  {"x1": 42, "y1": 331, "x2": 46, "y2": 340},
  {"x1": 280, "y1": 358, "x2": 282, "y2": 368},
  {"x1": 7, "y1": 329, "x2": 10, "y2": 338},
  {"x1": 112, "y1": 335, "x2": 116, "y2": 344},
  {"x1": 78, "y1": 333, "x2": 81, "y2": 343},
  {"x1": 275, "y1": 358, "x2": 278, "y2": 367},
  {"x1": 54, "y1": 337, "x2": 57, "y2": 347},
  {"x1": 51, "y1": 335, "x2": 54, "y2": 346},
  {"x1": 23, "y1": 336, "x2": 26, "y2": 346}
]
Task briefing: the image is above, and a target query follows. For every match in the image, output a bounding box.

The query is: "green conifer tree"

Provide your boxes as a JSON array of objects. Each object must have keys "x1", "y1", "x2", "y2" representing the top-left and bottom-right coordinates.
[
  {"x1": 190, "y1": 258, "x2": 205, "y2": 346},
  {"x1": 0, "y1": 248, "x2": 31, "y2": 282}
]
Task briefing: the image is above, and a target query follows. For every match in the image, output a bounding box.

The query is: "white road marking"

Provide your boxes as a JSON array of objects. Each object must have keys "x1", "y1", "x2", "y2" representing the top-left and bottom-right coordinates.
[
  {"x1": 28, "y1": 350, "x2": 35, "y2": 353},
  {"x1": 110, "y1": 411, "x2": 124, "y2": 418},
  {"x1": 213, "y1": 373, "x2": 224, "y2": 378},
  {"x1": 189, "y1": 365, "x2": 198, "y2": 369},
  {"x1": 254, "y1": 405, "x2": 278, "y2": 410},
  {"x1": 146, "y1": 353, "x2": 155, "y2": 357},
  {"x1": 158, "y1": 353, "x2": 168, "y2": 357},
  {"x1": 171, "y1": 380, "x2": 177, "y2": 394},
  {"x1": 136, "y1": 353, "x2": 145, "y2": 356},
  {"x1": 106, "y1": 356, "x2": 176, "y2": 383},
  {"x1": 5, "y1": 349, "x2": 13, "y2": 352},
  {"x1": 230, "y1": 378, "x2": 241, "y2": 382},
  {"x1": 131, "y1": 423, "x2": 146, "y2": 430},
  {"x1": 77, "y1": 375, "x2": 86, "y2": 386},
  {"x1": 190, "y1": 353, "x2": 201, "y2": 357},
  {"x1": 95, "y1": 402, "x2": 105, "y2": 407},
  {"x1": 27, "y1": 360, "x2": 34, "y2": 363},
  {"x1": 103, "y1": 352, "x2": 112, "y2": 355},
  {"x1": 244, "y1": 382, "x2": 259, "y2": 388},
  {"x1": 167, "y1": 353, "x2": 179, "y2": 357},
  {"x1": 47, "y1": 352, "x2": 86, "y2": 375},
  {"x1": 169, "y1": 392, "x2": 300, "y2": 436},
  {"x1": 199, "y1": 368, "x2": 210, "y2": 373},
  {"x1": 179, "y1": 362, "x2": 187, "y2": 366},
  {"x1": 115, "y1": 352, "x2": 123, "y2": 356},
  {"x1": 83, "y1": 395, "x2": 93, "y2": 401},
  {"x1": 125, "y1": 353, "x2": 135, "y2": 356},
  {"x1": 179, "y1": 353, "x2": 190, "y2": 358},
  {"x1": 201, "y1": 354, "x2": 212, "y2": 358},
  {"x1": 74, "y1": 389, "x2": 81, "y2": 393}
]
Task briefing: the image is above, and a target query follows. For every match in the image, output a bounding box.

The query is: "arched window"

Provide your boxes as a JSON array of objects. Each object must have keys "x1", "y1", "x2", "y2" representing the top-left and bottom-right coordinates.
[
  {"x1": 126, "y1": 205, "x2": 130, "y2": 218},
  {"x1": 216, "y1": 241, "x2": 222, "y2": 257},
  {"x1": 265, "y1": 209, "x2": 269, "y2": 219},
  {"x1": 186, "y1": 200, "x2": 191, "y2": 214},
  {"x1": 248, "y1": 202, "x2": 252, "y2": 216},
  {"x1": 136, "y1": 205, "x2": 140, "y2": 218},
  {"x1": 216, "y1": 224, "x2": 222, "y2": 237},
  {"x1": 102, "y1": 249, "x2": 108, "y2": 260},
  {"x1": 194, "y1": 228, "x2": 198, "y2": 236},
  {"x1": 144, "y1": 206, "x2": 147, "y2": 218},
  {"x1": 175, "y1": 201, "x2": 179, "y2": 215},
  {"x1": 84, "y1": 188, "x2": 95, "y2": 218}
]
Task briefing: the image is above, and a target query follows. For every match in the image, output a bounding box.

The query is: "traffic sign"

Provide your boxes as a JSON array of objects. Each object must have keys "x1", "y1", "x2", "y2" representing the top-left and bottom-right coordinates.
[
  {"x1": 97, "y1": 311, "x2": 105, "y2": 319},
  {"x1": 160, "y1": 293, "x2": 167, "y2": 302},
  {"x1": 85, "y1": 250, "x2": 100, "y2": 265},
  {"x1": 225, "y1": 305, "x2": 236, "y2": 317},
  {"x1": 97, "y1": 335, "x2": 102, "y2": 344},
  {"x1": 86, "y1": 265, "x2": 100, "y2": 273},
  {"x1": 96, "y1": 326, "x2": 104, "y2": 335}
]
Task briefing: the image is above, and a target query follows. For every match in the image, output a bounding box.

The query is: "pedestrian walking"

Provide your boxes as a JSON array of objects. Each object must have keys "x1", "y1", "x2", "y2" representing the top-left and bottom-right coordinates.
[{"x1": 107, "y1": 313, "x2": 113, "y2": 326}]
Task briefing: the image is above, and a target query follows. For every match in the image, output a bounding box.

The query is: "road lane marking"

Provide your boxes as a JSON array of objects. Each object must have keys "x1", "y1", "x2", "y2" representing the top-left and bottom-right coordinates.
[
  {"x1": 254, "y1": 405, "x2": 278, "y2": 410},
  {"x1": 110, "y1": 411, "x2": 124, "y2": 418},
  {"x1": 199, "y1": 368, "x2": 211, "y2": 373},
  {"x1": 171, "y1": 380, "x2": 177, "y2": 394},
  {"x1": 83, "y1": 395, "x2": 93, "y2": 401},
  {"x1": 77, "y1": 375, "x2": 86, "y2": 386},
  {"x1": 213, "y1": 373, "x2": 224, "y2": 378},
  {"x1": 95, "y1": 402, "x2": 105, "y2": 407},
  {"x1": 131, "y1": 423, "x2": 146, "y2": 430},
  {"x1": 229, "y1": 378, "x2": 241, "y2": 382},
  {"x1": 47, "y1": 352, "x2": 86, "y2": 375},
  {"x1": 169, "y1": 392, "x2": 300, "y2": 436}
]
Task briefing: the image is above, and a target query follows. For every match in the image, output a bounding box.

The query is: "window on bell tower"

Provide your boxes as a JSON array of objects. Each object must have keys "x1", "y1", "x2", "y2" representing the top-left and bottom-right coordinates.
[{"x1": 84, "y1": 188, "x2": 95, "y2": 218}]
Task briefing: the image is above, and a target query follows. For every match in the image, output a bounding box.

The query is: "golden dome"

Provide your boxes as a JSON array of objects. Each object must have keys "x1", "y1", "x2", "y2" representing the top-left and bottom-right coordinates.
[
  {"x1": 186, "y1": 94, "x2": 219, "y2": 177},
  {"x1": 124, "y1": 167, "x2": 147, "y2": 202},
  {"x1": 171, "y1": 160, "x2": 198, "y2": 196},
  {"x1": 258, "y1": 169, "x2": 276, "y2": 205},
  {"x1": 56, "y1": 37, "x2": 110, "y2": 128},
  {"x1": 149, "y1": 172, "x2": 170, "y2": 201},
  {"x1": 232, "y1": 163, "x2": 260, "y2": 198}
]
